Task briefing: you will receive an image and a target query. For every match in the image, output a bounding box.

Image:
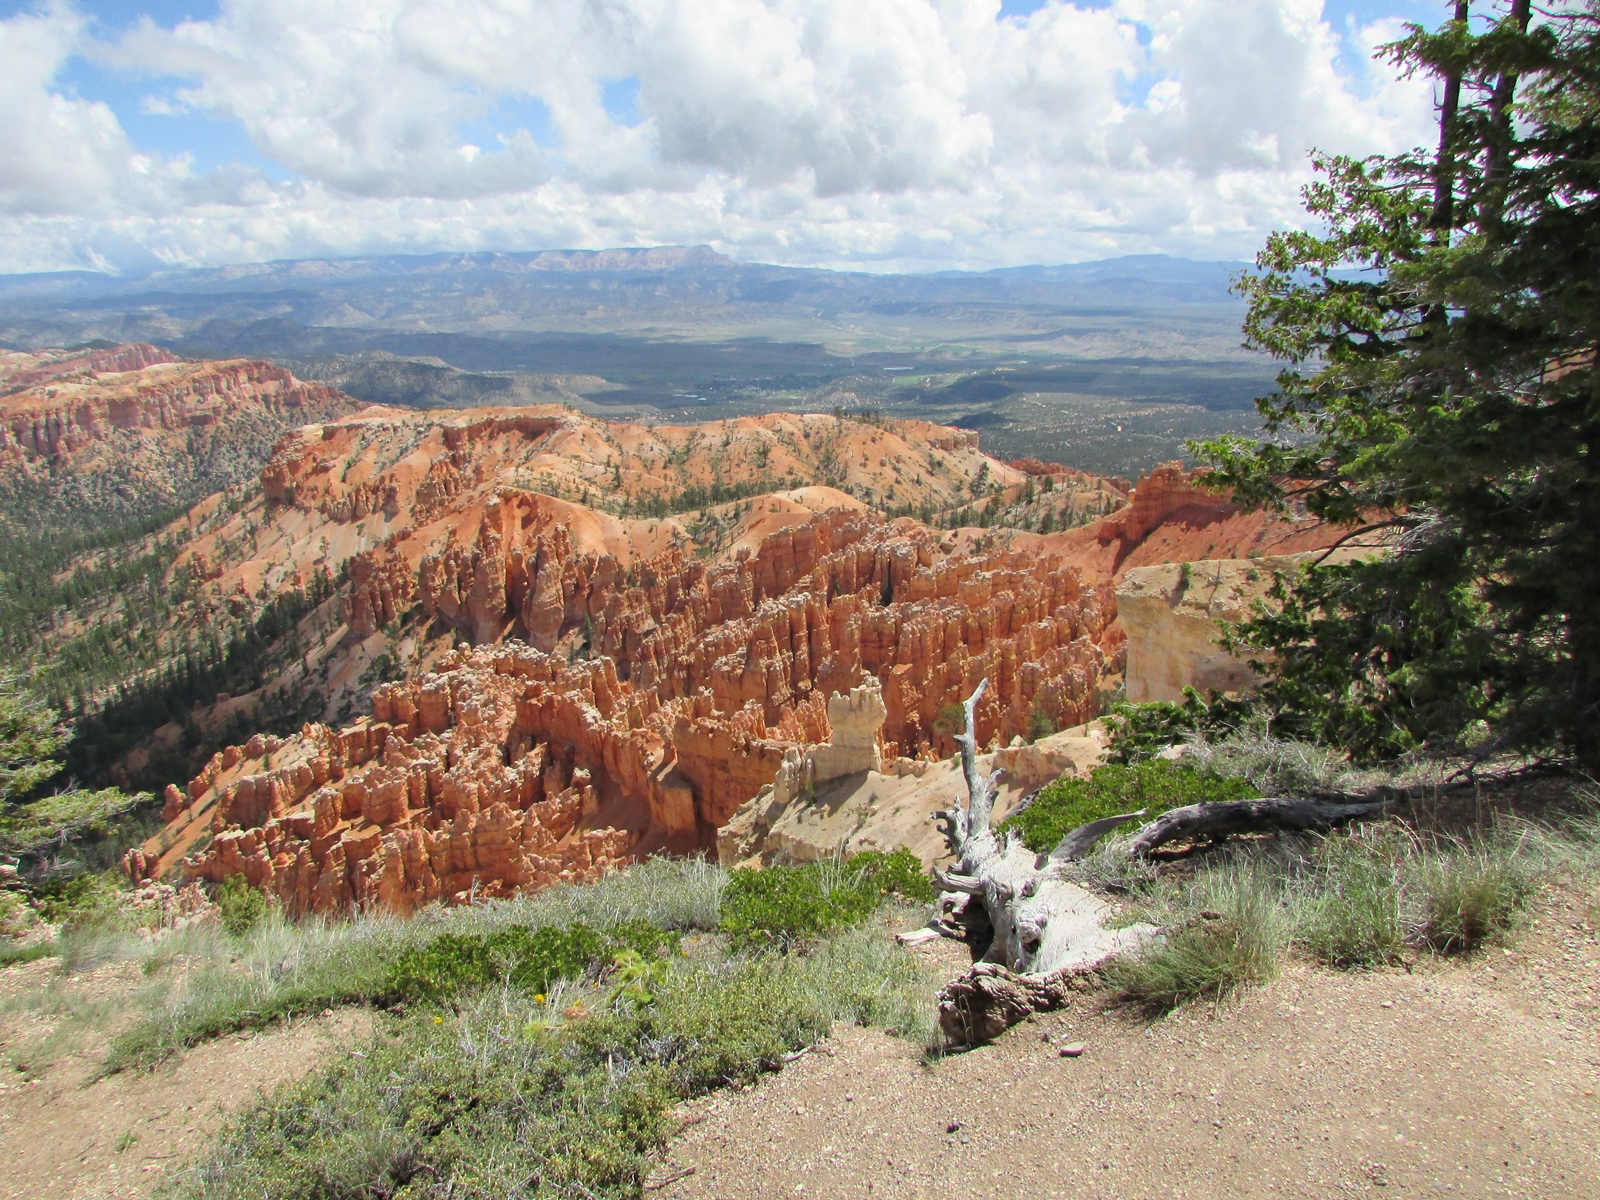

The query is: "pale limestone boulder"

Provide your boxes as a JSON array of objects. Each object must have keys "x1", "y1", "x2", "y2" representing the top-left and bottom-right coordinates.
[
  {"x1": 991, "y1": 722, "x2": 1110, "y2": 791},
  {"x1": 770, "y1": 678, "x2": 886, "y2": 810},
  {"x1": 1117, "y1": 556, "x2": 1311, "y2": 704},
  {"x1": 716, "y1": 752, "x2": 1034, "y2": 869}
]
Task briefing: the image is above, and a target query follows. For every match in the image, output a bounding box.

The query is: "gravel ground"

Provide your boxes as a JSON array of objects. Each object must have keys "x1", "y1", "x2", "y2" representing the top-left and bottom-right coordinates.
[
  {"x1": 0, "y1": 957, "x2": 369, "y2": 1200},
  {"x1": 654, "y1": 883, "x2": 1600, "y2": 1200}
]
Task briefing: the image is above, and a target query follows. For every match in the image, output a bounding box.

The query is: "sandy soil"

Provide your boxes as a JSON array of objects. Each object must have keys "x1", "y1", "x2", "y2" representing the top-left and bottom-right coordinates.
[
  {"x1": 655, "y1": 884, "x2": 1600, "y2": 1200},
  {"x1": 0, "y1": 958, "x2": 369, "y2": 1200}
]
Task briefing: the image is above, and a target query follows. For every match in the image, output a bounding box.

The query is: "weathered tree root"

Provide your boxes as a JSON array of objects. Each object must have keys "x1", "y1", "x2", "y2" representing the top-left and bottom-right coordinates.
[
  {"x1": 923, "y1": 680, "x2": 1391, "y2": 1045},
  {"x1": 937, "y1": 962, "x2": 1104, "y2": 1045},
  {"x1": 923, "y1": 680, "x2": 1155, "y2": 1043}
]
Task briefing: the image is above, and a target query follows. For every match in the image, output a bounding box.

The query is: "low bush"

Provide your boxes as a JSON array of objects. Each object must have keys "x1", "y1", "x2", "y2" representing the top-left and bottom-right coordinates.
[
  {"x1": 1181, "y1": 718, "x2": 1386, "y2": 797},
  {"x1": 1104, "y1": 690, "x2": 1250, "y2": 764},
  {"x1": 105, "y1": 858, "x2": 730, "y2": 1071},
  {"x1": 846, "y1": 847, "x2": 936, "y2": 904},
  {"x1": 384, "y1": 919, "x2": 678, "y2": 1003},
  {"x1": 170, "y1": 918, "x2": 936, "y2": 1200},
  {"x1": 216, "y1": 875, "x2": 267, "y2": 938},
  {"x1": 0, "y1": 940, "x2": 55, "y2": 967},
  {"x1": 1000, "y1": 760, "x2": 1259, "y2": 854},
  {"x1": 30, "y1": 870, "x2": 126, "y2": 932},
  {"x1": 719, "y1": 848, "x2": 931, "y2": 947}
]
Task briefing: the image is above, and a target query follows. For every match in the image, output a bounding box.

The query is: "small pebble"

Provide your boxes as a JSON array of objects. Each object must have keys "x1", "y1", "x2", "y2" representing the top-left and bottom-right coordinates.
[
  {"x1": 1381, "y1": 1001, "x2": 1394, "y2": 1009},
  {"x1": 946, "y1": 1120, "x2": 964, "y2": 1133},
  {"x1": 1059, "y1": 1042, "x2": 1086, "y2": 1058}
]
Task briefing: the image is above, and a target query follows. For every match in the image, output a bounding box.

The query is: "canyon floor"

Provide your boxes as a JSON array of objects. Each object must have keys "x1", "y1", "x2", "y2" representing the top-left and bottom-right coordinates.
[{"x1": 2, "y1": 882, "x2": 1594, "y2": 1200}]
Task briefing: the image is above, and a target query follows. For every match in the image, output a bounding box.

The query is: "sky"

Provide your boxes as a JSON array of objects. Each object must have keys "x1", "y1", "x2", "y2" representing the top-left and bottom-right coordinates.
[{"x1": 0, "y1": 0, "x2": 1455, "y2": 276}]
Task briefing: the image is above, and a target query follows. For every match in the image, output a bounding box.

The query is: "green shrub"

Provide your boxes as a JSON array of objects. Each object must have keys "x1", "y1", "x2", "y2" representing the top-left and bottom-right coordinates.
[
  {"x1": 847, "y1": 847, "x2": 935, "y2": 904},
  {"x1": 217, "y1": 875, "x2": 267, "y2": 938},
  {"x1": 1025, "y1": 703, "x2": 1056, "y2": 744},
  {"x1": 0, "y1": 940, "x2": 55, "y2": 967},
  {"x1": 171, "y1": 921, "x2": 936, "y2": 1200},
  {"x1": 31, "y1": 870, "x2": 125, "y2": 932},
  {"x1": 1104, "y1": 691, "x2": 1249, "y2": 764},
  {"x1": 719, "y1": 848, "x2": 931, "y2": 947},
  {"x1": 1001, "y1": 760, "x2": 1259, "y2": 853},
  {"x1": 720, "y1": 863, "x2": 876, "y2": 947},
  {"x1": 385, "y1": 920, "x2": 676, "y2": 1003},
  {"x1": 106, "y1": 859, "x2": 728, "y2": 1070}
]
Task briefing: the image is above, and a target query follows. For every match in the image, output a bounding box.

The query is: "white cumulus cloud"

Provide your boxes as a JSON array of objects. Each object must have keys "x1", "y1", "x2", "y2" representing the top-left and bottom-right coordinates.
[{"x1": 0, "y1": 0, "x2": 1440, "y2": 274}]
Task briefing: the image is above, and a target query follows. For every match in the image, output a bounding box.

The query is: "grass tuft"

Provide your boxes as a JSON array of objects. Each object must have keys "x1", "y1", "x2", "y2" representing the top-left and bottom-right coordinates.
[
  {"x1": 1106, "y1": 863, "x2": 1286, "y2": 1014},
  {"x1": 1297, "y1": 824, "x2": 1410, "y2": 968},
  {"x1": 1414, "y1": 840, "x2": 1535, "y2": 953}
]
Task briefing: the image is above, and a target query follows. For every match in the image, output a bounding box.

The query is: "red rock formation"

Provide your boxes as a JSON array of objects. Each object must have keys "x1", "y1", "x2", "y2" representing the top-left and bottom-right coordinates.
[
  {"x1": 135, "y1": 502, "x2": 1121, "y2": 915},
  {"x1": 347, "y1": 548, "x2": 415, "y2": 636},
  {"x1": 1094, "y1": 461, "x2": 1236, "y2": 547},
  {"x1": 1008, "y1": 457, "x2": 1070, "y2": 476},
  {"x1": 0, "y1": 355, "x2": 352, "y2": 463},
  {"x1": 165, "y1": 650, "x2": 638, "y2": 917}
]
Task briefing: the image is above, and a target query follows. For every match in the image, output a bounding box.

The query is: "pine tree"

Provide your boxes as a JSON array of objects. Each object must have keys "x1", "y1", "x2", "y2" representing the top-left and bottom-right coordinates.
[{"x1": 1199, "y1": 2, "x2": 1600, "y2": 762}]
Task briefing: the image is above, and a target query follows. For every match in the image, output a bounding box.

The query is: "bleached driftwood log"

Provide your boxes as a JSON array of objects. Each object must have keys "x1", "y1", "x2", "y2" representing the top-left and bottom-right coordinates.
[
  {"x1": 927, "y1": 680, "x2": 1153, "y2": 1044},
  {"x1": 925, "y1": 680, "x2": 1387, "y2": 1043}
]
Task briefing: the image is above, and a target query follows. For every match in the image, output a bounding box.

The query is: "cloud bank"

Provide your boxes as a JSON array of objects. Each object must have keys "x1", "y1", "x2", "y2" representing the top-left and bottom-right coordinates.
[{"x1": 0, "y1": 0, "x2": 1436, "y2": 274}]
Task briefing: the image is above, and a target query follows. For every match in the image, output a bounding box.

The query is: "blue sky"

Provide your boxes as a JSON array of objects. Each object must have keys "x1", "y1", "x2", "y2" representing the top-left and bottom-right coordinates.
[{"x1": 0, "y1": 1, "x2": 1451, "y2": 274}]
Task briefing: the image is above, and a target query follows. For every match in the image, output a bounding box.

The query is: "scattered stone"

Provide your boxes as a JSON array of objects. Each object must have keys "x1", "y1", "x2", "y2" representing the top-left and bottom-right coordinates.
[{"x1": 1059, "y1": 1042, "x2": 1087, "y2": 1058}]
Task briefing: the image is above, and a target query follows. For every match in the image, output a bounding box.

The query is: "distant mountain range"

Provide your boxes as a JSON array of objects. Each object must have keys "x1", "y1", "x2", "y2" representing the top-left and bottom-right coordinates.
[
  {"x1": 0, "y1": 249, "x2": 1251, "y2": 347},
  {"x1": 0, "y1": 248, "x2": 1270, "y2": 477}
]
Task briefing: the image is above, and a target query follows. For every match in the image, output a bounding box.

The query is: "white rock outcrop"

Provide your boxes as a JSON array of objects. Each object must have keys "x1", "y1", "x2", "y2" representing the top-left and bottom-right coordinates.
[
  {"x1": 1117, "y1": 556, "x2": 1304, "y2": 703},
  {"x1": 770, "y1": 678, "x2": 887, "y2": 809}
]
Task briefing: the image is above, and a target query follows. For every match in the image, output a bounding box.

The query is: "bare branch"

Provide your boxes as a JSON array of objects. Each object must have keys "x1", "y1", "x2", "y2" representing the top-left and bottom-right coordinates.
[
  {"x1": 931, "y1": 867, "x2": 985, "y2": 895},
  {"x1": 954, "y1": 679, "x2": 992, "y2": 835},
  {"x1": 1047, "y1": 810, "x2": 1148, "y2": 863},
  {"x1": 1125, "y1": 797, "x2": 1388, "y2": 857}
]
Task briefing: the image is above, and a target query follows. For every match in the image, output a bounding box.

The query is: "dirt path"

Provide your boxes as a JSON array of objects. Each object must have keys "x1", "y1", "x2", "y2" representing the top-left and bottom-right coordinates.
[
  {"x1": 657, "y1": 885, "x2": 1600, "y2": 1199},
  {"x1": 0, "y1": 958, "x2": 369, "y2": 1200}
]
